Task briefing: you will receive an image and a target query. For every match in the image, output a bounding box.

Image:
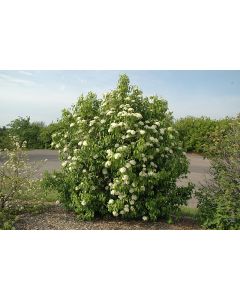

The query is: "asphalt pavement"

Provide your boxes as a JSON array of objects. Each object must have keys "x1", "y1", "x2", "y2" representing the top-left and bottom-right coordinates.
[{"x1": 1, "y1": 150, "x2": 211, "y2": 207}]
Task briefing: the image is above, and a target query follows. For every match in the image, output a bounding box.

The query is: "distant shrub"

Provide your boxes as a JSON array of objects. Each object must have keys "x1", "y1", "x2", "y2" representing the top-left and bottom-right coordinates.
[
  {"x1": 174, "y1": 116, "x2": 239, "y2": 154},
  {"x1": 7, "y1": 117, "x2": 45, "y2": 149},
  {"x1": 174, "y1": 116, "x2": 217, "y2": 153},
  {"x1": 0, "y1": 127, "x2": 11, "y2": 150},
  {"x1": 46, "y1": 75, "x2": 193, "y2": 221},
  {"x1": 39, "y1": 122, "x2": 63, "y2": 149},
  {"x1": 196, "y1": 116, "x2": 240, "y2": 229}
]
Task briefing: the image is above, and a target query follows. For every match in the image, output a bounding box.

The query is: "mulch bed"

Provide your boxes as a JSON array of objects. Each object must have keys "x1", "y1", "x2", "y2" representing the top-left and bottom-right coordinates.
[{"x1": 15, "y1": 204, "x2": 200, "y2": 230}]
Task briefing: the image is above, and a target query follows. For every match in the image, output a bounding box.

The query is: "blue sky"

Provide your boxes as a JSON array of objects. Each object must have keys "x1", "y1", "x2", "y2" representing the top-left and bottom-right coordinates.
[{"x1": 0, "y1": 70, "x2": 240, "y2": 126}]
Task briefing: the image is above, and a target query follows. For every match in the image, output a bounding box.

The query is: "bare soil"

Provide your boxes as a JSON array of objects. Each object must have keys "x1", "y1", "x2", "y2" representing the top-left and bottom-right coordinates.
[{"x1": 15, "y1": 203, "x2": 200, "y2": 230}]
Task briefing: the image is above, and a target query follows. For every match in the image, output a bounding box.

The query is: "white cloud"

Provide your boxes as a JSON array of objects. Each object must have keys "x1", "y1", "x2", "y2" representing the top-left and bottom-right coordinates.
[
  {"x1": 18, "y1": 70, "x2": 33, "y2": 76},
  {"x1": 0, "y1": 73, "x2": 36, "y2": 86}
]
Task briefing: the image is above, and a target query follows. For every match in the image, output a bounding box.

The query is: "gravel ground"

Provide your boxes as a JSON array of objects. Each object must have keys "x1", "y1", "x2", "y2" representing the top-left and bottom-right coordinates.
[{"x1": 15, "y1": 204, "x2": 200, "y2": 230}]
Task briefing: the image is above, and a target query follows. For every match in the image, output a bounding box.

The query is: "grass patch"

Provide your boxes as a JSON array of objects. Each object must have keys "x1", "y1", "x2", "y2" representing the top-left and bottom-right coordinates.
[{"x1": 179, "y1": 205, "x2": 199, "y2": 220}]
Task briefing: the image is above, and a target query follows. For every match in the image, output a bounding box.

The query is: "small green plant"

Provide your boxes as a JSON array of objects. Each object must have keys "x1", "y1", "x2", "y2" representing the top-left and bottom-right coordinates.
[
  {"x1": 0, "y1": 210, "x2": 16, "y2": 230},
  {"x1": 47, "y1": 74, "x2": 193, "y2": 221},
  {"x1": 196, "y1": 116, "x2": 240, "y2": 229},
  {"x1": 0, "y1": 136, "x2": 47, "y2": 228}
]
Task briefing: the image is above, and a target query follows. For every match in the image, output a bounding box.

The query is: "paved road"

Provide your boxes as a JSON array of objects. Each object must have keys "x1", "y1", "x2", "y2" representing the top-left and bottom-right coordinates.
[{"x1": 1, "y1": 150, "x2": 211, "y2": 207}]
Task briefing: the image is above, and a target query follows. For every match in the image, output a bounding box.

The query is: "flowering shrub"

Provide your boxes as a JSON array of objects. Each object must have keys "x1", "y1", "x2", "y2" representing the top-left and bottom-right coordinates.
[
  {"x1": 197, "y1": 116, "x2": 240, "y2": 229},
  {"x1": 49, "y1": 75, "x2": 193, "y2": 221}
]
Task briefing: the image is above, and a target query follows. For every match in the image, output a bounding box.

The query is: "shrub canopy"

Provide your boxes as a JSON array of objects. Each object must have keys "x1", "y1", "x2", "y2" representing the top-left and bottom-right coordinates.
[{"x1": 49, "y1": 75, "x2": 192, "y2": 220}]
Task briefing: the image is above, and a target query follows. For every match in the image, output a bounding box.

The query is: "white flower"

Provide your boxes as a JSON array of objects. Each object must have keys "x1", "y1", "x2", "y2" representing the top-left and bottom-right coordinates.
[
  {"x1": 106, "y1": 149, "x2": 113, "y2": 156},
  {"x1": 130, "y1": 200, "x2": 135, "y2": 205},
  {"x1": 124, "y1": 206, "x2": 129, "y2": 213},
  {"x1": 140, "y1": 186, "x2": 145, "y2": 191},
  {"x1": 62, "y1": 161, "x2": 67, "y2": 167},
  {"x1": 139, "y1": 171, "x2": 147, "y2": 177},
  {"x1": 108, "y1": 199, "x2": 114, "y2": 204},
  {"x1": 134, "y1": 113, "x2": 143, "y2": 119},
  {"x1": 155, "y1": 121, "x2": 160, "y2": 126},
  {"x1": 168, "y1": 127, "x2": 173, "y2": 131},
  {"x1": 110, "y1": 190, "x2": 116, "y2": 195},
  {"x1": 114, "y1": 153, "x2": 121, "y2": 159},
  {"x1": 75, "y1": 186, "x2": 80, "y2": 191},
  {"x1": 160, "y1": 128, "x2": 165, "y2": 134},
  {"x1": 110, "y1": 122, "x2": 118, "y2": 128},
  {"x1": 142, "y1": 216, "x2": 148, "y2": 221},
  {"x1": 115, "y1": 143, "x2": 120, "y2": 148},
  {"x1": 139, "y1": 130, "x2": 145, "y2": 135},
  {"x1": 93, "y1": 154, "x2": 99, "y2": 159},
  {"x1": 125, "y1": 162, "x2": 131, "y2": 169},
  {"x1": 112, "y1": 211, "x2": 118, "y2": 217},
  {"x1": 122, "y1": 175, "x2": 129, "y2": 181},
  {"x1": 55, "y1": 200, "x2": 60, "y2": 205},
  {"x1": 82, "y1": 169, "x2": 87, "y2": 173},
  {"x1": 78, "y1": 141, "x2": 82, "y2": 146},
  {"x1": 129, "y1": 160, "x2": 136, "y2": 165},
  {"x1": 81, "y1": 200, "x2": 86, "y2": 206},
  {"x1": 102, "y1": 168, "x2": 108, "y2": 175},
  {"x1": 82, "y1": 141, "x2": 88, "y2": 146},
  {"x1": 119, "y1": 167, "x2": 127, "y2": 173},
  {"x1": 89, "y1": 120, "x2": 95, "y2": 126},
  {"x1": 106, "y1": 110, "x2": 114, "y2": 116},
  {"x1": 131, "y1": 194, "x2": 137, "y2": 201},
  {"x1": 100, "y1": 119, "x2": 106, "y2": 124},
  {"x1": 70, "y1": 123, "x2": 75, "y2": 127},
  {"x1": 129, "y1": 188, "x2": 134, "y2": 193},
  {"x1": 105, "y1": 161, "x2": 111, "y2": 168},
  {"x1": 138, "y1": 121, "x2": 144, "y2": 126}
]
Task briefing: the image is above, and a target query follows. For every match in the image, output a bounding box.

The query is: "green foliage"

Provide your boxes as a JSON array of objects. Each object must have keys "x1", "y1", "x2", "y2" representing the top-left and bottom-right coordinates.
[
  {"x1": 0, "y1": 117, "x2": 62, "y2": 150},
  {"x1": 196, "y1": 116, "x2": 240, "y2": 229},
  {"x1": 39, "y1": 122, "x2": 62, "y2": 149},
  {"x1": 0, "y1": 136, "x2": 44, "y2": 210},
  {"x1": 0, "y1": 210, "x2": 16, "y2": 230},
  {"x1": 174, "y1": 116, "x2": 239, "y2": 154},
  {"x1": 174, "y1": 116, "x2": 217, "y2": 153},
  {"x1": 0, "y1": 126, "x2": 11, "y2": 150},
  {"x1": 7, "y1": 116, "x2": 45, "y2": 149},
  {"x1": 46, "y1": 75, "x2": 193, "y2": 221}
]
